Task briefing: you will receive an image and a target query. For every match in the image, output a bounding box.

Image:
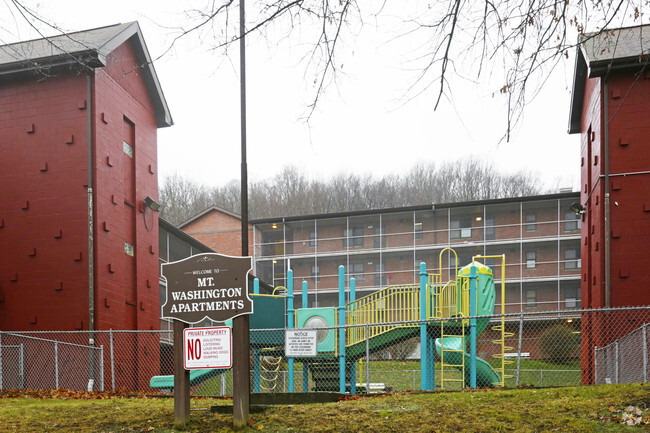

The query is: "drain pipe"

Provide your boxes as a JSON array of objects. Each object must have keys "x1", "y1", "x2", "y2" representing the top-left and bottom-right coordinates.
[{"x1": 86, "y1": 74, "x2": 95, "y2": 337}]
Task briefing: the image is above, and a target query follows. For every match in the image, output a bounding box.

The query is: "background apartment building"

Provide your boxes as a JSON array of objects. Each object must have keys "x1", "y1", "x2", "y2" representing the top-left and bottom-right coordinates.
[{"x1": 252, "y1": 192, "x2": 582, "y2": 313}]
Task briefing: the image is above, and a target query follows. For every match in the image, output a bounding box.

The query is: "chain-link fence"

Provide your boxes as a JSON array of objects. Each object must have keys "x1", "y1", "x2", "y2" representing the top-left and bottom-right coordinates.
[
  {"x1": 1, "y1": 306, "x2": 648, "y2": 395},
  {"x1": 595, "y1": 322, "x2": 649, "y2": 385}
]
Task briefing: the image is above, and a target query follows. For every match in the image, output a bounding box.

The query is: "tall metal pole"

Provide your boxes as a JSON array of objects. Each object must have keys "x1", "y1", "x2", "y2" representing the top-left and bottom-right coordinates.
[{"x1": 233, "y1": 0, "x2": 250, "y2": 428}]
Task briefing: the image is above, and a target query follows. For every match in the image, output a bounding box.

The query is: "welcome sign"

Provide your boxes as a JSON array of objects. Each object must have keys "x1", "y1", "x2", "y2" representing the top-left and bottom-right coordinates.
[{"x1": 161, "y1": 253, "x2": 253, "y2": 323}]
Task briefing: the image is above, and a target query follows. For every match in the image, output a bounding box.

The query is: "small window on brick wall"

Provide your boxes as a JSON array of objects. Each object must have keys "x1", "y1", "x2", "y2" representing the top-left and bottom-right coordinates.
[{"x1": 526, "y1": 251, "x2": 536, "y2": 269}]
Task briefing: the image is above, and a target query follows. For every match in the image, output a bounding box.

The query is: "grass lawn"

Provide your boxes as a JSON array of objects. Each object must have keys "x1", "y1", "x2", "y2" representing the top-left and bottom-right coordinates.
[{"x1": 1, "y1": 383, "x2": 648, "y2": 432}]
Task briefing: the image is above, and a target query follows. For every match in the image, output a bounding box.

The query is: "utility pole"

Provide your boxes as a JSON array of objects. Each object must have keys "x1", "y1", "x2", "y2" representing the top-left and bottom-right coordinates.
[{"x1": 233, "y1": 0, "x2": 250, "y2": 429}]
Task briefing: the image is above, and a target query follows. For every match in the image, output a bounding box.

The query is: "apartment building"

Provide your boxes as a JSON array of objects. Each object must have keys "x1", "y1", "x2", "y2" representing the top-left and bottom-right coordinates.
[{"x1": 252, "y1": 192, "x2": 582, "y2": 313}]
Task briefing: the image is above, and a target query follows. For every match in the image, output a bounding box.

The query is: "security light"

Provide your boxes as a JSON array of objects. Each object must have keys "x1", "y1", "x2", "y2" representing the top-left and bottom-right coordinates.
[
  {"x1": 143, "y1": 196, "x2": 160, "y2": 212},
  {"x1": 569, "y1": 202, "x2": 585, "y2": 215}
]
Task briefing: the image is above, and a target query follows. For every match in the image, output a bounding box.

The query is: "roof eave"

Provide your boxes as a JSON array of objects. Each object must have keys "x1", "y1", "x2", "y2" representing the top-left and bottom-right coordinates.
[
  {"x1": 98, "y1": 22, "x2": 173, "y2": 128},
  {"x1": 568, "y1": 47, "x2": 587, "y2": 135}
]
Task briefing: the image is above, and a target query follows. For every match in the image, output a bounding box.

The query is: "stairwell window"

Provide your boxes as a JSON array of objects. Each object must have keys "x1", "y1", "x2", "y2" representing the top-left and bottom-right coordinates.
[
  {"x1": 450, "y1": 218, "x2": 471, "y2": 239},
  {"x1": 525, "y1": 212, "x2": 537, "y2": 231},
  {"x1": 526, "y1": 289, "x2": 537, "y2": 308},
  {"x1": 564, "y1": 210, "x2": 581, "y2": 231},
  {"x1": 349, "y1": 262, "x2": 365, "y2": 281},
  {"x1": 343, "y1": 226, "x2": 364, "y2": 247},
  {"x1": 414, "y1": 222, "x2": 423, "y2": 240},
  {"x1": 564, "y1": 248, "x2": 581, "y2": 270},
  {"x1": 309, "y1": 231, "x2": 317, "y2": 247},
  {"x1": 526, "y1": 251, "x2": 536, "y2": 269},
  {"x1": 311, "y1": 265, "x2": 320, "y2": 282}
]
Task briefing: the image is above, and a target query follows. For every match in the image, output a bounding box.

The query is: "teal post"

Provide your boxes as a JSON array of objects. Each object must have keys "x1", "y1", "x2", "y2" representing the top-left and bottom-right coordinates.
[
  {"x1": 469, "y1": 265, "x2": 477, "y2": 389},
  {"x1": 338, "y1": 265, "x2": 346, "y2": 393},
  {"x1": 349, "y1": 278, "x2": 356, "y2": 395},
  {"x1": 419, "y1": 262, "x2": 430, "y2": 390},
  {"x1": 301, "y1": 280, "x2": 309, "y2": 392},
  {"x1": 287, "y1": 270, "x2": 295, "y2": 393},
  {"x1": 253, "y1": 278, "x2": 260, "y2": 393}
]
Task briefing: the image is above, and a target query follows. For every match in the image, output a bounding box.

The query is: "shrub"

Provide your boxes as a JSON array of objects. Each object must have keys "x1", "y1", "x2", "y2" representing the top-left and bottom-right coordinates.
[{"x1": 538, "y1": 324, "x2": 580, "y2": 364}]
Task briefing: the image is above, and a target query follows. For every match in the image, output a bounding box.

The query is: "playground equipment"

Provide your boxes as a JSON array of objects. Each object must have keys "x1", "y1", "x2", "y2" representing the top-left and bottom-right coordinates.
[{"x1": 150, "y1": 248, "x2": 512, "y2": 393}]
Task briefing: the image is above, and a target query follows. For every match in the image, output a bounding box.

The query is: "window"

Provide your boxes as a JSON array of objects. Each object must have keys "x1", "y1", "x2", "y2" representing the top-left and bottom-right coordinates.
[
  {"x1": 525, "y1": 212, "x2": 537, "y2": 231},
  {"x1": 349, "y1": 262, "x2": 365, "y2": 281},
  {"x1": 123, "y1": 141, "x2": 133, "y2": 158},
  {"x1": 374, "y1": 262, "x2": 386, "y2": 287},
  {"x1": 450, "y1": 218, "x2": 471, "y2": 239},
  {"x1": 564, "y1": 210, "x2": 581, "y2": 231},
  {"x1": 311, "y1": 265, "x2": 320, "y2": 282},
  {"x1": 564, "y1": 287, "x2": 579, "y2": 309},
  {"x1": 485, "y1": 216, "x2": 495, "y2": 241},
  {"x1": 526, "y1": 251, "x2": 536, "y2": 269},
  {"x1": 414, "y1": 222, "x2": 423, "y2": 240},
  {"x1": 564, "y1": 248, "x2": 581, "y2": 270},
  {"x1": 526, "y1": 289, "x2": 537, "y2": 308},
  {"x1": 343, "y1": 226, "x2": 364, "y2": 247},
  {"x1": 309, "y1": 231, "x2": 317, "y2": 247},
  {"x1": 373, "y1": 225, "x2": 386, "y2": 249}
]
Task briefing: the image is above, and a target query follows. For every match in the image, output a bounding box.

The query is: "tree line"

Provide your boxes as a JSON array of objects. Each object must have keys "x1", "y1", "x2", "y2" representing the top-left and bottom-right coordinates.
[{"x1": 159, "y1": 158, "x2": 552, "y2": 225}]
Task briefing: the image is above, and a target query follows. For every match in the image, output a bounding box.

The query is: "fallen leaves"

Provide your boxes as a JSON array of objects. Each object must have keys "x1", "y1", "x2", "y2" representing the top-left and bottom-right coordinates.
[{"x1": 600, "y1": 404, "x2": 650, "y2": 426}]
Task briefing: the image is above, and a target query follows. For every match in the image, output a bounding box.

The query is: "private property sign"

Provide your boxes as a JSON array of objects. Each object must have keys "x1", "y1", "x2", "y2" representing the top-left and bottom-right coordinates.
[
  {"x1": 161, "y1": 253, "x2": 253, "y2": 323},
  {"x1": 184, "y1": 326, "x2": 232, "y2": 369}
]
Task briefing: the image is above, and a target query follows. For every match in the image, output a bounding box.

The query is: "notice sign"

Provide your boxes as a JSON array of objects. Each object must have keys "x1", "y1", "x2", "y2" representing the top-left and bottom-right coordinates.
[
  {"x1": 285, "y1": 329, "x2": 318, "y2": 357},
  {"x1": 161, "y1": 253, "x2": 253, "y2": 323},
  {"x1": 184, "y1": 326, "x2": 232, "y2": 369}
]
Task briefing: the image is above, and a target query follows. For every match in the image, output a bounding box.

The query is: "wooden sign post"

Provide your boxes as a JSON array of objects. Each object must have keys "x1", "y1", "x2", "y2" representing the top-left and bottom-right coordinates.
[{"x1": 161, "y1": 253, "x2": 253, "y2": 428}]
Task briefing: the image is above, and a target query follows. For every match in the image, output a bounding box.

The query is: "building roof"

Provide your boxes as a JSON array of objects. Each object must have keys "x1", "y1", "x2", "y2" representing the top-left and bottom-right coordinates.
[
  {"x1": 178, "y1": 205, "x2": 244, "y2": 229},
  {"x1": 0, "y1": 22, "x2": 172, "y2": 128},
  {"x1": 569, "y1": 24, "x2": 650, "y2": 134},
  {"x1": 252, "y1": 191, "x2": 580, "y2": 225}
]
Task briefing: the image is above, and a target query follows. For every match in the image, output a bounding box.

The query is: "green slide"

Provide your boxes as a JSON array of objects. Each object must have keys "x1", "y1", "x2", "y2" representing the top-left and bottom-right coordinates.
[
  {"x1": 149, "y1": 368, "x2": 227, "y2": 391},
  {"x1": 434, "y1": 337, "x2": 501, "y2": 388}
]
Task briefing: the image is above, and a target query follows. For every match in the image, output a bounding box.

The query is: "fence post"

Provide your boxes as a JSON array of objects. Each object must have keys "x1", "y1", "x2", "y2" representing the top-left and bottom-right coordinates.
[
  {"x1": 221, "y1": 372, "x2": 226, "y2": 396},
  {"x1": 365, "y1": 323, "x2": 370, "y2": 391},
  {"x1": 54, "y1": 342, "x2": 59, "y2": 389},
  {"x1": 99, "y1": 346, "x2": 104, "y2": 391},
  {"x1": 615, "y1": 341, "x2": 619, "y2": 384},
  {"x1": 469, "y1": 265, "x2": 477, "y2": 389},
  {"x1": 302, "y1": 280, "x2": 309, "y2": 393},
  {"x1": 516, "y1": 313, "x2": 524, "y2": 386},
  {"x1": 594, "y1": 346, "x2": 599, "y2": 385},
  {"x1": 338, "y1": 265, "x2": 346, "y2": 394},
  {"x1": 19, "y1": 343, "x2": 24, "y2": 389},
  {"x1": 253, "y1": 278, "x2": 261, "y2": 394},
  {"x1": 643, "y1": 324, "x2": 648, "y2": 383},
  {"x1": 287, "y1": 269, "x2": 295, "y2": 393},
  {"x1": 350, "y1": 278, "x2": 356, "y2": 395},
  {"x1": 540, "y1": 369, "x2": 543, "y2": 387},
  {"x1": 110, "y1": 329, "x2": 115, "y2": 391}
]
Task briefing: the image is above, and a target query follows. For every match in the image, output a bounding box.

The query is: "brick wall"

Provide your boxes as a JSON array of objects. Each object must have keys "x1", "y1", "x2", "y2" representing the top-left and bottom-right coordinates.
[{"x1": 181, "y1": 209, "x2": 253, "y2": 256}]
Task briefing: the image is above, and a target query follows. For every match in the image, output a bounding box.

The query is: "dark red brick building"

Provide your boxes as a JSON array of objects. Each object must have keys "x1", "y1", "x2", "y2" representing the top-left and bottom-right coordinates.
[
  {"x1": 0, "y1": 22, "x2": 172, "y2": 388},
  {"x1": 569, "y1": 24, "x2": 650, "y2": 382}
]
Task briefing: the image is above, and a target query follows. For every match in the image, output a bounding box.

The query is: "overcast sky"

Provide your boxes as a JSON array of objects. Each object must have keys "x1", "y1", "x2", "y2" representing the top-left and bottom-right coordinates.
[{"x1": 1, "y1": 1, "x2": 581, "y2": 192}]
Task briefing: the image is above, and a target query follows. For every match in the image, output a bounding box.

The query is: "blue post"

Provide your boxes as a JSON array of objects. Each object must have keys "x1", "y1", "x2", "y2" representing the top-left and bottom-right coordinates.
[
  {"x1": 301, "y1": 280, "x2": 309, "y2": 392},
  {"x1": 349, "y1": 277, "x2": 356, "y2": 395},
  {"x1": 253, "y1": 278, "x2": 260, "y2": 393},
  {"x1": 338, "y1": 265, "x2": 346, "y2": 394},
  {"x1": 469, "y1": 265, "x2": 477, "y2": 389},
  {"x1": 419, "y1": 262, "x2": 430, "y2": 391},
  {"x1": 287, "y1": 269, "x2": 295, "y2": 393}
]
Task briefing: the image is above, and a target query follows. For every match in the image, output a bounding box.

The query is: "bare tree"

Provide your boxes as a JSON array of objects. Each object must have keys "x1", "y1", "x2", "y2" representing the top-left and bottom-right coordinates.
[
  {"x1": 3, "y1": 1, "x2": 646, "y2": 138},
  {"x1": 159, "y1": 159, "x2": 546, "y2": 224}
]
